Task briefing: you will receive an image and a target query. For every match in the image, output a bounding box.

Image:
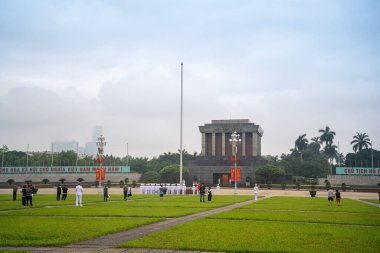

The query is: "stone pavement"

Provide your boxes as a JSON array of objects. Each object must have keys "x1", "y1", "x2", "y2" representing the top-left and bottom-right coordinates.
[{"x1": 0, "y1": 197, "x2": 267, "y2": 253}]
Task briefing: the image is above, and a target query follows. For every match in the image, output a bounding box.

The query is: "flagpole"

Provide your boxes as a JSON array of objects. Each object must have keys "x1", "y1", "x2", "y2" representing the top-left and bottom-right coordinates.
[{"x1": 180, "y1": 62, "x2": 183, "y2": 188}]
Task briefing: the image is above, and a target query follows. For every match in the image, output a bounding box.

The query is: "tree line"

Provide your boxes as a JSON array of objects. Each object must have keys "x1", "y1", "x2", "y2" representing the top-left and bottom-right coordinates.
[{"x1": 256, "y1": 127, "x2": 379, "y2": 183}]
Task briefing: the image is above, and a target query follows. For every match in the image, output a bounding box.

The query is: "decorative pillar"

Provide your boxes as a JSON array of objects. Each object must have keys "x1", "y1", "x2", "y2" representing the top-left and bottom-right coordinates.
[
  {"x1": 212, "y1": 133, "x2": 216, "y2": 156},
  {"x1": 201, "y1": 133, "x2": 206, "y2": 156},
  {"x1": 252, "y1": 133, "x2": 258, "y2": 156},
  {"x1": 242, "y1": 132, "x2": 246, "y2": 156},
  {"x1": 222, "y1": 132, "x2": 226, "y2": 156}
]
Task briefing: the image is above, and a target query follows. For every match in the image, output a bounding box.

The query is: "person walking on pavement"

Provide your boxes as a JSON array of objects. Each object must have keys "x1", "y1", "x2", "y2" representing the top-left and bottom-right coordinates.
[{"x1": 75, "y1": 182, "x2": 83, "y2": 207}]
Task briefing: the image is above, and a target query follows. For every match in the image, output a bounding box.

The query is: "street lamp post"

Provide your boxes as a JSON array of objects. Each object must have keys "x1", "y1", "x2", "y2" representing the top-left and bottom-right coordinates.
[
  {"x1": 1, "y1": 145, "x2": 5, "y2": 168},
  {"x1": 229, "y1": 131, "x2": 242, "y2": 195},
  {"x1": 371, "y1": 142, "x2": 374, "y2": 169},
  {"x1": 96, "y1": 135, "x2": 106, "y2": 194},
  {"x1": 126, "y1": 143, "x2": 129, "y2": 166}
]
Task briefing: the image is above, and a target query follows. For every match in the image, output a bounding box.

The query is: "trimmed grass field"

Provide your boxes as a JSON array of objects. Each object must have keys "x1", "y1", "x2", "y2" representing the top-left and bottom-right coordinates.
[
  {"x1": 120, "y1": 197, "x2": 380, "y2": 253},
  {"x1": 0, "y1": 193, "x2": 251, "y2": 246}
]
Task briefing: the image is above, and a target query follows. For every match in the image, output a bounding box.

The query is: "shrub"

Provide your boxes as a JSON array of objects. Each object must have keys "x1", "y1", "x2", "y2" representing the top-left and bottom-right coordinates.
[
  {"x1": 342, "y1": 182, "x2": 347, "y2": 192},
  {"x1": 295, "y1": 181, "x2": 301, "y2": 190},
  {"x1": 281, "y1": 182, "x2": 286, "y2": 190},
  {"x1": 132, "y1": 180, "x2": 137, "y2": 188}
]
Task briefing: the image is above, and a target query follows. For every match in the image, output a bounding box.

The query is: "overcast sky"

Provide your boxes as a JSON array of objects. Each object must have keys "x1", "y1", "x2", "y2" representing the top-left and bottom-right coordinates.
[{"x1": 0, "y1": 0, "x2": 379, "y2": 158}]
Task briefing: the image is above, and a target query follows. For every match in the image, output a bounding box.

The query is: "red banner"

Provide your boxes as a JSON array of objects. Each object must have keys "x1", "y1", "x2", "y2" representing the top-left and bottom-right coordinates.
[
  {"x1": 101, "y1": 168, "x2": 106, "y2": 180},
  {"x1": 96, "y1": 168, "x2": 100, "y2": 181},
  {"x1": 236, "y1": 167, "x2": 241, "y2": 181},
  {"x1": 230, "y1": 167, "x2": 241, "y2": 182}
]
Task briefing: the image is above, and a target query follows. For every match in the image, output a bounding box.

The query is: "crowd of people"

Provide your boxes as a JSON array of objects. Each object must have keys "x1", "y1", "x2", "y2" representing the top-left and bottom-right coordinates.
[{"x1": 13, "y1": 182, "x2": 380, "y2": 207}]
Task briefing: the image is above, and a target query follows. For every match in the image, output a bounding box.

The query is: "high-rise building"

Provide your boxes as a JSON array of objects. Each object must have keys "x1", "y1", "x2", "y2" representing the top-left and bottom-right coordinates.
[
  {"x1": 85, "y1": 125, "x2": 103, "y2": 156},
  {"x1": 51, "y1": 141, "x2": 79, "y2": 153}
]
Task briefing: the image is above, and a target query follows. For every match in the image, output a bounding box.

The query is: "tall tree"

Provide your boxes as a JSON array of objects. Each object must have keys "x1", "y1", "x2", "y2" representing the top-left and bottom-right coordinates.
[
  {"x1": 309, "y1": 137, "x2": 321, "y2": 154},
  {"x1": 323, "y1": 143, "x2": 337, "y2": 174},
  {"x1": 350, "y1": 132, "x2": 371, "y2": 152},
  {"x1": 318, "y1": 126, "x2": 336, "y2": 145},
  {"x1": 295, "y1": 134, "x2": 308, "y2": 163}
]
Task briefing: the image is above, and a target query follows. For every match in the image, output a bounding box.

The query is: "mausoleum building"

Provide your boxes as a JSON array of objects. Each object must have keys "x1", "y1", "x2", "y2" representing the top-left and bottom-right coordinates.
[{"x1": 188, "y1": 119, "x2": 266, "y2": 186}]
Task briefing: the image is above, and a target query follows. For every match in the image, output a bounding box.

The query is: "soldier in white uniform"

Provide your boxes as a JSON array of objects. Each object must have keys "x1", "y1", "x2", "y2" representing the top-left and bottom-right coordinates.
[
  {"x1": 75, "y1": 183, "x2": 84, "y2": 207},
  {"x1": 253, "y1": 184, "x2": 259, "y2": 201}
]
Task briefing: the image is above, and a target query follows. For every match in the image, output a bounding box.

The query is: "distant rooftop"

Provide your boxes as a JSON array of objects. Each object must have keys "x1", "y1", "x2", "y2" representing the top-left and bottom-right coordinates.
[{"x1": 211, "y1": 119, "x2": 251, "y2": 124}]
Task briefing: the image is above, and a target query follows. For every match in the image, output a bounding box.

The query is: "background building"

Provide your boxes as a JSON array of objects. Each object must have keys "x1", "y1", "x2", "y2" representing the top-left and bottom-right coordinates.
[
  {"x1": 188, "y1": 119, "x2": 266, "y2": 186},
  {"x1": 51, "y1": 141, "x2": 79, "y2": 153}
]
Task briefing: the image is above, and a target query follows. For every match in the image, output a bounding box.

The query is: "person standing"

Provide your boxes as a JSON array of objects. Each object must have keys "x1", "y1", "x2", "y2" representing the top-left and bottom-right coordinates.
[
  {"x1": 103, "y1": 185, "x2": 109, "y2": 201},
  {"x1": 12, "y1": 183, "x2": 18, "y2": 201},
  {"x1": 335, "y1": 189, "x2": 341, "y2": 206},
  {"x1": 123, "y1": 184, "x2": 128, "y2": 200},
  {"x1": 75, "y1": 182, "x2": 83, "y2": 207},
  {"x1": 253, "y1": 184, "x2": 259, "y2": 201},
  {"x1": 199, "y1": 184, "x2": 206, "y2": 202},
  {"x1": 127, "y1": 186, "x2": 132, "y2": 198},
  {"x1": 62, "y1": 185, "x2": 68, "y2": 200},
  {"x1": 56, "y1": 184, "x2": 62, "y2": 201},
  {"x1": 159, "y1": 184, "x2": 164, "y2": 201},
  {"x1": 26, "y1": 185, "x2": 33, "y2": 207},
  {"x1": 21, "y1": 184, "x2": 27, "y2": 206},
  {"x1": 327, "y1": 188, "x2": 334, "y2": 206},
  {"x1": 207, "y1": 186, "x2": 212, "y2": 201}
]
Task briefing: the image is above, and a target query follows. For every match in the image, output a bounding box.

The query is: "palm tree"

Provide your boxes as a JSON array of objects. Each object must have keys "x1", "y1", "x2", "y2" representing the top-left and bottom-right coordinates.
[
  {"x1": 335, "y1": 152, "x2": 345, "y2": 166},
  {"x1": 323, "y1": 144, "x2": 338, "y2": 175},
  {"x1": 350, "y1": 132, "x2": 371, "y2": 152},
  {"x1": 319, "y1": 126, "x2": 336, "y2": 146},
  {"x1": 309, "y1": 137, "x2": 321, "y2": 154},
  {"x1": 295, "y1": 134, "x2": 308, "y2": 162}
]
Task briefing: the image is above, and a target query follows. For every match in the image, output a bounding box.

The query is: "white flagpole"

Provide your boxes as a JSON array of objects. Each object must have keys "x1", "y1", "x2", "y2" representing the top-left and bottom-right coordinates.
[{"x1": 180, "y1": 62, "x2": 183, "y2": 187}]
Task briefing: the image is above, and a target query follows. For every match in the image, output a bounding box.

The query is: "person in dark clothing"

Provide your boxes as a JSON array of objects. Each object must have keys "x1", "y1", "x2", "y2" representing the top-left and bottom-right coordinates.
[
  {"x1": 21, "y1": 185, "x2": 27, "y2": 206},
  {"x1": 207, "y1": 186, "x2": 212, "y2": 201},
  {"x1": 12, "y1": 184, "x2": 18, "y2": 201},
  {"x1": 62, "y1": 185, "x2": 68, "y2": 200},
  {"x1": 199, "y1": 184, "x2": 206, "y2": 202},
  {"x1": 123, "y1": 184, "x2": 128, "y2": 200},
  {"x1": 26, "y1": 185, "x2": 33, "y2": 206},
  {"x1": 103, "y1": 186, "x2": 108, "y2": 201},
  {"x1": 335, "y1": 189, "x2": 341, "y2": 206},
  {"x1": 57, "y1": 184, "x2": 62, "y2": 200}
]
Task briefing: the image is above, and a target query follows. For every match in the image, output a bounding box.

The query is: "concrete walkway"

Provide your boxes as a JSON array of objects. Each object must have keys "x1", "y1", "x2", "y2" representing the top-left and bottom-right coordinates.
[{"x1": 0, "y1": 197, "x2": 268, "y2": 253}]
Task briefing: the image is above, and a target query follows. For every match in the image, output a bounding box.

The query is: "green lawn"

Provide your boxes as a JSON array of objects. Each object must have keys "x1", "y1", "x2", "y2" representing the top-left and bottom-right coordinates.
[
  {"x1": 120, "y1": 196, "x2": 380, "y2": 253},
  {"x1": 0, "y1": 194, "x2": 251, "y2": 247},
  {"x1": 0, "y1": 216, "x2": 162, "y2": 246}
]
